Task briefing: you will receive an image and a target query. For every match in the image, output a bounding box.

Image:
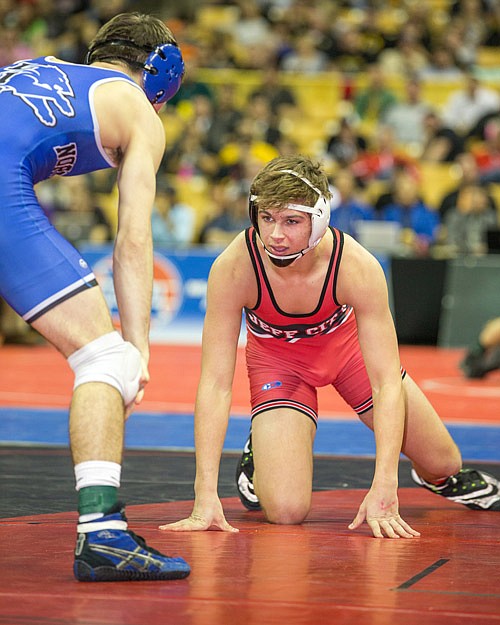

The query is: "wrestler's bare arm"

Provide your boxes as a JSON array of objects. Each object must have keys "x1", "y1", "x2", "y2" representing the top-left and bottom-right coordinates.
[
  {"x1": 338, "y1": 236, "x2": 419, "y2": 538},
  {"x1": 195, "y1": 236, "x2": 252, "y2": 490},
  {"x1": 160, "y1": 236, "x2": 250, "y2": 531},
  {"x1": 338, "y1": 237, "x2": 404, "y2": 480},
  {"x1": 95, "y1": 82, "x2": 165, "y2": 367}
]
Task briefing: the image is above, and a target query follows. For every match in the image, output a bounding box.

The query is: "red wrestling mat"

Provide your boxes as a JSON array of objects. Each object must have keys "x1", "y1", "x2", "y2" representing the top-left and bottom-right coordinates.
[
  {"x1": 1, "y1": 490, "x2": 499, "y2": 625},
  {"x1": 0, "y1": 343, "x2": 499, "y2": 423}
]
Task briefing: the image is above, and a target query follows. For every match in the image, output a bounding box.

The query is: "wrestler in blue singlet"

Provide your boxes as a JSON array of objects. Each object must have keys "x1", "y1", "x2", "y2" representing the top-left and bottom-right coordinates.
[{"x1": 0, "y1": 56, "x2": 139, "y2": 322}]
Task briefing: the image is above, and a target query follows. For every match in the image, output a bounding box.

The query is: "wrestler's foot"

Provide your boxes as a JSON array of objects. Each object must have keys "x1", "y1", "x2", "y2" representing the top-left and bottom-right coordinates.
[
  {"x1": 74, "y1": 503, "x2": 191, "y2": 581},
  {"x1": 236, "y1": 434, "x2": 261, "y2": 510},
  {"x1": 412, "y1": 468, "x2": 500, "y2": 511}
]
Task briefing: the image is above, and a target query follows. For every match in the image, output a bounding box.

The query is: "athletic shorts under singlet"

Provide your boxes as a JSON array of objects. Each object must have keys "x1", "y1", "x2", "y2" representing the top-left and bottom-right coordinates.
[
  {"x1": 244, "y1": 227, "x2": 406, "y2": 425},
  {"x1": 0, "y1": 56, "x2": 139, "y2": 322}
]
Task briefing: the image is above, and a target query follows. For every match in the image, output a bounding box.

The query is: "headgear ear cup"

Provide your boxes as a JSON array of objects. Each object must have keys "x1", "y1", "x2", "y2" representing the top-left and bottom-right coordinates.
[
  {"x1": 142, "y1": 43, "x2": 184, "y2": 104},
  {"x1": 278, "y1": 169, "x2": 330, "y2": 248}
]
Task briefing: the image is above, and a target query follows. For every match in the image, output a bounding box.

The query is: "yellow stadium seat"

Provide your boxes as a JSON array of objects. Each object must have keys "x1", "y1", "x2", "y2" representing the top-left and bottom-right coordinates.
[
  {"x1": 95, "y1": 189, "x2": 118, "y2": 235},
  {"x1": 476, "y1": 47, "x2": 500, "y2": 69},
  {"x1": 172, "y1": 175, "x2": 214, "y2": 237},
  {"x1": 489, "y1": 184, "x2": 500, "y2": 218},
  {"x1": 418, "y1": 162, "x2": 461, "y2": 209},
  {"x1": 196, "y1": 5, "x2": 239, "y2": 30}
]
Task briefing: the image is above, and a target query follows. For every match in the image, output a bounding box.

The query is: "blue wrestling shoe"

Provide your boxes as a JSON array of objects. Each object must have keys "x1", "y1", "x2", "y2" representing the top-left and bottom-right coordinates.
[
  {"x1": 236, "y1": 434, "x2": 261, "y2": 510},
  {"x1": 412, "y1": 468, "x2": 500, "y2": 511},
  {"x1": 74, "y1": 503, "x2": 191, "y2": 581}
]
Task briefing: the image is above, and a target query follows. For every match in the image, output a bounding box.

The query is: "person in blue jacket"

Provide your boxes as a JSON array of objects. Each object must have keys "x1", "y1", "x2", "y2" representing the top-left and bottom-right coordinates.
[{"x1": 379, "y1": 170, "x2": 439, "y2": 254}]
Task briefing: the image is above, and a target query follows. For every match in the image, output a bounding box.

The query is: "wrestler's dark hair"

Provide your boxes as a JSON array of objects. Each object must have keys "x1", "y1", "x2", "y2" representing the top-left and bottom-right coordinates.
[{"x1": 86, "y1": 12, "x2": 178, "y2": 69}]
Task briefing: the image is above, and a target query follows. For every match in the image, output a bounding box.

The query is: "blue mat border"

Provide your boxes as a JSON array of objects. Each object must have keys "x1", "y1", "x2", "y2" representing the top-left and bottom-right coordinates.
[{"x1": 1, "y1": 407, "x2": 499, "y2": 462}]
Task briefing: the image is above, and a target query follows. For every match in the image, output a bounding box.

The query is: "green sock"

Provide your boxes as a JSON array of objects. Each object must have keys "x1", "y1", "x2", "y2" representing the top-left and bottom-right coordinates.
[{"x1": 78, "y1": 485, "x2": 118, "y2": 516}]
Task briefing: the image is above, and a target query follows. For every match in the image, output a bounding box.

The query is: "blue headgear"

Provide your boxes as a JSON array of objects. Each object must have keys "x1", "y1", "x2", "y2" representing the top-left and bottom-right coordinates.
[
  {"x1": 142, "y1": 43, "x2": 184, "y2": 104},
  {"x1": 86, "y1": 39, "x2": 184, "y2": 105}
]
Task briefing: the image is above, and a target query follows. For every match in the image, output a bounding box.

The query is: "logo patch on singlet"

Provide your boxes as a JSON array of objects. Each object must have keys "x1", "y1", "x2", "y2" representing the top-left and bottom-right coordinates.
[
  {"x1": 0, "y1": 60, "x2": 75, "y2": 127},
  {"x1": 262, "y1": 381, "x2": 282, "y2": 391}
]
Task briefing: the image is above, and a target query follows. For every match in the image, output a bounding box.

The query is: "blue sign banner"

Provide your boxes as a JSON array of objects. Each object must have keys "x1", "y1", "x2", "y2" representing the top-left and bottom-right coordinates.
[{"x1": 81, "y1": 244, "x2": 218, "y2": 344}]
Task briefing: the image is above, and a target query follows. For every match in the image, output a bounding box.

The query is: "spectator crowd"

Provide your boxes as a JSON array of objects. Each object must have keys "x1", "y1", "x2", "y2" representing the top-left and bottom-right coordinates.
[{"x1": 1, "y1": 0, "x2": 500, "y2": 342}]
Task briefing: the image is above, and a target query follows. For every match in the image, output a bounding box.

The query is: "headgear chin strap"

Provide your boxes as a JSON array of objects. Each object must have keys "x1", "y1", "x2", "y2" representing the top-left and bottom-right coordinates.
[
  {"x1": 249, "y1": 169, "x2": 330, "y2": 267},
  {"x1": 86, "y1": 39, "x2": 184, "y2": 105}
]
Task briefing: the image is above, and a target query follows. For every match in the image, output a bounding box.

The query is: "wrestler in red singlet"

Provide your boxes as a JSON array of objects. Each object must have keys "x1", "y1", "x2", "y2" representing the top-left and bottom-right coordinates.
[{"x1": 244, "y1": 225, "x2": 405, "y2": 423}]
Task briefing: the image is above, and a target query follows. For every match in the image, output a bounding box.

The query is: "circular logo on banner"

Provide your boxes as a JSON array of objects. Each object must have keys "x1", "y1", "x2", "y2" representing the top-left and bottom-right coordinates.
[
  {"x1": 151, "y1": 254, "x2": 183, "y2": 327},
  {"x1": 92, "y1": 252, "x2": 183, "y2": 331}
]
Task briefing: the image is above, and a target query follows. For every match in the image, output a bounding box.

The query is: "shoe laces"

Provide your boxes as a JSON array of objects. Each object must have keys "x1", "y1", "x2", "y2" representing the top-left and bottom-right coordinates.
[
  {"x1": 127, "y1": 529, "x2": 166, "y2": 556},
  {"x1": 104, "y1": 503, "x2": 169, "y2": 557}
]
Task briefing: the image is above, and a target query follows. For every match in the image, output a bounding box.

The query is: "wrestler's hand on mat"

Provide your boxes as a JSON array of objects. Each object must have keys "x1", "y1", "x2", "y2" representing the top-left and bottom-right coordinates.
[
  {"x1": 348, "y1": 485, "x2": 420, "y2": 539},
  {"x1": 159, "y1": 496, "x2": 239, "y2": 533}
]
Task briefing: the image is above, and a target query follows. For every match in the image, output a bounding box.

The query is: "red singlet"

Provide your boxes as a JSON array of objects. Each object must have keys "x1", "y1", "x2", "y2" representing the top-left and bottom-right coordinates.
[{"x1": 244, "y1": 227, "x2": 405, "y2": 424}]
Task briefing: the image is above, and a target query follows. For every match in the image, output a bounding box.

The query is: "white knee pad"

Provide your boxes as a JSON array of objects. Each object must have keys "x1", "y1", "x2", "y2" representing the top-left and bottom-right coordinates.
[{"x1": 68, "y1": 331, "x2": 142, "y2": 406}]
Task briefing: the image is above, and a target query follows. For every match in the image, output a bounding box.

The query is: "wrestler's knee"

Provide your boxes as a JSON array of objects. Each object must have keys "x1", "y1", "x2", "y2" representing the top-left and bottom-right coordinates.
[
  {"x1": 68, "y1": 331, "x2": 142, "y2": 406},
  {"x1": 262, "y1": 496, "x2": 311, "y2": 525},
  {"x1": 412, "y1": 442, "x2": 462, "y2": 481}
]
